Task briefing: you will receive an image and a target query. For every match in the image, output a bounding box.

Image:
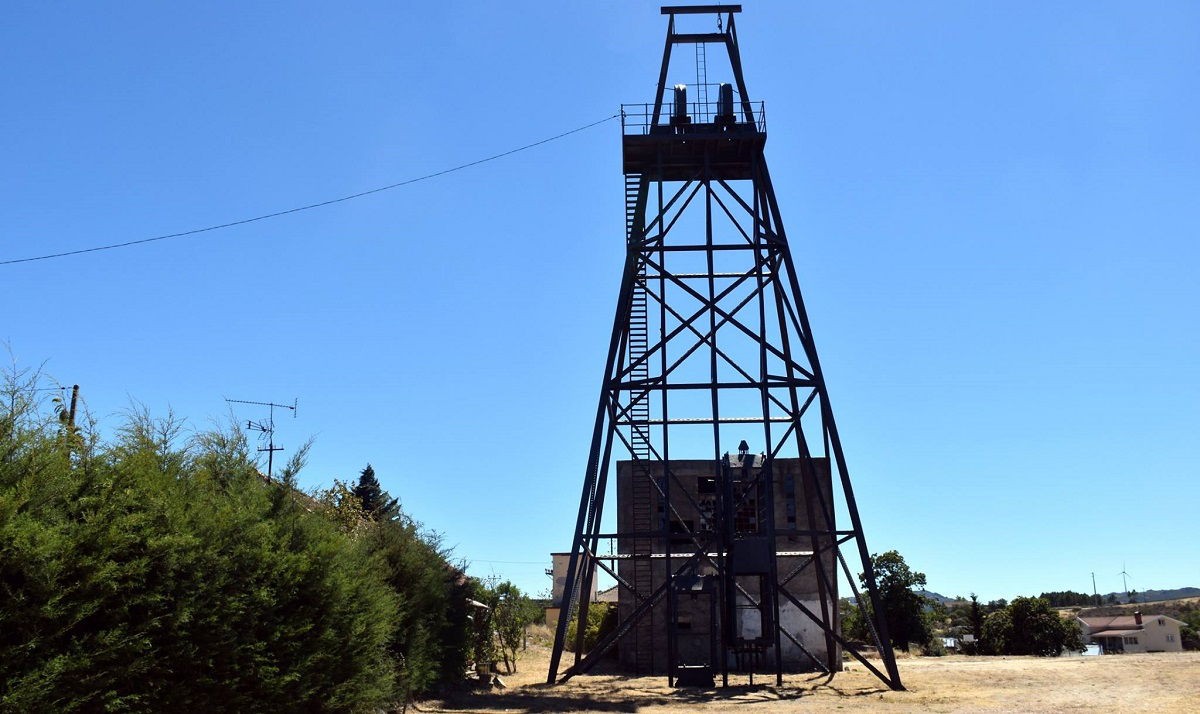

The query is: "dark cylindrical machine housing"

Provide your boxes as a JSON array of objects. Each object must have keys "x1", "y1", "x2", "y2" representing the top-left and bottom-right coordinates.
[
  {"x1": 672, "y1": 84, "x2": 689, "y2": 123},
  {"x1": 717, "y1": 83, "x2": 735, "y2": 122}
]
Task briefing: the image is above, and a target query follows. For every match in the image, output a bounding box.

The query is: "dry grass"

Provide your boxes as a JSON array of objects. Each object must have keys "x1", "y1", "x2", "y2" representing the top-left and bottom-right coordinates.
[{"x1": 421, "y1": 645, "x2": 1200, "y2": 713}]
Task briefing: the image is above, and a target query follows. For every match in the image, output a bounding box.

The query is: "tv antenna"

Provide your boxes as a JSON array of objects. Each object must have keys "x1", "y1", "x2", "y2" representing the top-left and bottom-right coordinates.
[{"x1": 224, "y1": 397, "x2": 297, "y2": 482}]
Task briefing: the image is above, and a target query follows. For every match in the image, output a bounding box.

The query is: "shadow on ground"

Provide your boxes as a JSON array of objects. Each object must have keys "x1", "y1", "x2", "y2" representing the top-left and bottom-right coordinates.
[{"x1": 428, "y1": 672, "x2": 893, "y2": 713}]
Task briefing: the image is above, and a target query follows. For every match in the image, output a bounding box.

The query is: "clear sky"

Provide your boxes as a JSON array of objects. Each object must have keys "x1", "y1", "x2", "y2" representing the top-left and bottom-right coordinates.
[{"x1": 3, "y1": 1, "x2": 1197, "y2": 603}]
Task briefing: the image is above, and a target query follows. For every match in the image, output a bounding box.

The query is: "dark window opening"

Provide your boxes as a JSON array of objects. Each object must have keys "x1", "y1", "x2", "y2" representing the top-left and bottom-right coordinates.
[
  {"x1": 670, "y1": 519, "x2": 695, "y2": 546},
  {"x1": 734, "y1": 501, "x2": 758, "y2": 534}
]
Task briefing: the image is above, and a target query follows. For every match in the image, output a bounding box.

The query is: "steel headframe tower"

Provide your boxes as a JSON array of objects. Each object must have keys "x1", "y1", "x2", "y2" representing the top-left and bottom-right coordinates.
[{"x1": 548, "y1": 5, "x2": 903, "y2": 691}]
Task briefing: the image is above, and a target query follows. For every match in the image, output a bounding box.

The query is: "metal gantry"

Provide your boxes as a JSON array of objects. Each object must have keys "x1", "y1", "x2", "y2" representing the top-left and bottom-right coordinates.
[{"x1": 549, "y1": 5, "x2": 903, "y2": 691}]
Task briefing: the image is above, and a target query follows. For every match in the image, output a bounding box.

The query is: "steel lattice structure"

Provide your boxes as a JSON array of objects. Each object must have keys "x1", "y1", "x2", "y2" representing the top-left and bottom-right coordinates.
[{"x1": 548, "y1": 5, "x2": 903, "y2": 691}]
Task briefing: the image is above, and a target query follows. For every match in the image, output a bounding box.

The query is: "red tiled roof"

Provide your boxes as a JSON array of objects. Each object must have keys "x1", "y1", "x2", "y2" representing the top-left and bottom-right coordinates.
[{"x1": 1079, "y1": 615, "x2": 1141, "y2": 630}]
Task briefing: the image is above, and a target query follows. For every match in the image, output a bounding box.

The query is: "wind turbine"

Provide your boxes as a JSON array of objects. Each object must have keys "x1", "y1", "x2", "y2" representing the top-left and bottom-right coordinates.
[{"x1": 1118, "y1": 563, "x2": 1133, "y2": 602}]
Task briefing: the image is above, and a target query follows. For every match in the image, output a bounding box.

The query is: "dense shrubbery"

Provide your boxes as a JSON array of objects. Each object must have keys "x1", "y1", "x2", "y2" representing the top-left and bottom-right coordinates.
[
  {"x1": 980, "y1": 597, "x2": 1083, "y2": 656},
  {"x1": 0, "y1": 368, "x2": 476, "y2": 711},
  {"x1": 1181, "y1": 607, "x2": 1200, "y2": 651},
  {"x1": 565, "y1": 602, "x2": 617, "y2": 653},
  {"x1": 1038, "y1": 590, "x2": 1101, "y2": 607},
  {"x1": 360, "y1": 508, "x2": 472, "y2": 695}
]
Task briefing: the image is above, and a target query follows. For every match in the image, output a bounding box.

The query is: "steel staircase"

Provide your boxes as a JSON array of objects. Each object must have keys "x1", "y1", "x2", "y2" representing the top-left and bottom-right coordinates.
[
  {"x1": 625, "y1": 173, "x2": 651, "y2": 463},
  {"x1": 626, "y1": 171, "x2": 655, "y2": 672}
]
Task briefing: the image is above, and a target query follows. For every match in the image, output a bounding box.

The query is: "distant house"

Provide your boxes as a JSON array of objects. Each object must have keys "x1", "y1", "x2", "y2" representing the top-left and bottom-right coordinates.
[
  {"x1": 1077, "y1": 612, "x2": 1185, "y2": 653},
  {"x1": 544, "y1": 552, "x2": 599, "y2": 630}
]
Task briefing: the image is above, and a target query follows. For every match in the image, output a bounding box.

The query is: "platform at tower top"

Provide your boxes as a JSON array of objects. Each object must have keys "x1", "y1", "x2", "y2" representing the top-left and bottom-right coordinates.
[{"x1": 621, "y1": 101, "x2": 767, "y2": 181}]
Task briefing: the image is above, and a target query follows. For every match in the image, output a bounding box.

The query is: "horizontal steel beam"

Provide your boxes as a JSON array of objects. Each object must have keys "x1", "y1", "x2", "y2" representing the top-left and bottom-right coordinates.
[
  {"x1": 669, "y1": 32, "x2": 727, "y2": 44},
  {"x1": 662, "y1": 5, "x2": 741, "y2": 15},
  {"x1": 593, "y1": 550, "x2": 814, "y2": 560},
  {"x1": 650, "y1": 243, "x2": 760, "y2": 252},
  {"x1": 614, "y1": 380, "x2": 816, "y2": 391},
  {"x1": 658, "y1": 271, "x2": 774, "y2": 279},
  {"x1": 617, "y1": 416, "x2": 794, "y2": 425}
]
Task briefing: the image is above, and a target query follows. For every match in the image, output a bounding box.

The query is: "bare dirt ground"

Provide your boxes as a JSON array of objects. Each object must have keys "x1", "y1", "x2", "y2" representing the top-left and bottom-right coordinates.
[{"x1": 422, "y1": 646, "x2": 1200, "y2": 713}]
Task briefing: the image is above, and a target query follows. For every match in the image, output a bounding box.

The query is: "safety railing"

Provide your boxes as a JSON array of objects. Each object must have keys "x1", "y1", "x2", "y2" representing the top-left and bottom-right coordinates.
[{"x1": 621, "y1": 99, "x2": 766, "y2": 136}]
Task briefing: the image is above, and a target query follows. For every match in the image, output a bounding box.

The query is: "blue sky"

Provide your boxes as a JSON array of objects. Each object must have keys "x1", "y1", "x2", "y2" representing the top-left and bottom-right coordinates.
[{"x1": 3, "y1": 1, "x2": 1197, "y2": 602}]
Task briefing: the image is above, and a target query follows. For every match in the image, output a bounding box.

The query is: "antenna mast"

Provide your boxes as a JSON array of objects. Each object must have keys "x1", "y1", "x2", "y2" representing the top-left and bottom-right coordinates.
[{"x1": 225, "y1": 397, "x2": 298, "y2": 482}]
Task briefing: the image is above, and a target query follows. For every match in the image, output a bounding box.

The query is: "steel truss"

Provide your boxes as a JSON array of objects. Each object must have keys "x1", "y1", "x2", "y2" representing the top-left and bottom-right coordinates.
[{"x1": 549, "y1": 4, "x2": 903, "y2": 691}]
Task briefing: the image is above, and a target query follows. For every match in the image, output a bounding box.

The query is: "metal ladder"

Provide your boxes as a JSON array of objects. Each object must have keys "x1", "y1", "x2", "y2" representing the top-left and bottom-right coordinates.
[
  {"x1": 695, "y1": 42, "x2": 709, "y2": 122},
  {"x1": 631, "y1": 467, "x2": 656, "y2": 673}
]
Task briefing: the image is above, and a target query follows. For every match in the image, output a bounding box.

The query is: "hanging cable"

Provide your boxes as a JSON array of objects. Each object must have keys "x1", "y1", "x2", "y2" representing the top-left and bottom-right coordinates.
[{"x1": 2, "y1": 112, "x2": 620, "y2": 266}]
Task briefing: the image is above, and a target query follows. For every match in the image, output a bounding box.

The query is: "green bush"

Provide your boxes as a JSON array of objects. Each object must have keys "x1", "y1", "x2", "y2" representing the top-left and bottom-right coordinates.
[
  {"x1": 0, "y1": 391, "x2": 399, "y2": 712},
  {"x1": 360, "y1": 516, "x2": 469, "y2": 696},
  {"x1": 921, "y1": 637, "x2": 947, "y2": 657},
  {"x1": 565, "y1": 603, "x2": 617, "y2": 653}
]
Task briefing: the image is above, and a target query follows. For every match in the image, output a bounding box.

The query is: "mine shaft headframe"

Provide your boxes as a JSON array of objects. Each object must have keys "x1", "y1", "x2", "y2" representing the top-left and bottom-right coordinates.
[
  {"x1": 653, "y1": 5, "x2": 756, "y2": 128},
  {"x1": 548, "y1": 4, "x2": 906, "y2": 695}
]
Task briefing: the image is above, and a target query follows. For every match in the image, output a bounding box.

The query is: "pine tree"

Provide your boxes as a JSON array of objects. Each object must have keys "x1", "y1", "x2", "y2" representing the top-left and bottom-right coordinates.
[
  {"x1": 353, "y1": 464, "x2": 399, "y2": 520},
  {"x1": 970, "y1": 593, "x2": 983, "y2": 640}
]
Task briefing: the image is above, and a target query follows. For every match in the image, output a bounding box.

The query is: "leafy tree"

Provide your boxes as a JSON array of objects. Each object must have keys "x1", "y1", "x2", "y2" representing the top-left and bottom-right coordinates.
[
  {"x1": 312, "y1": 479, "x2": 369, "y2": 536},
  {"x1": 980, "y1": 596, "x2": 1082, "y2": 656},
  {"x1": 858, "y1": 550, "x2": 932, "y2": 651},
  {"x1": 488, "y1": 581, "x2": 539, "y2": 673},
  {"x1": 940, "y1": 597, "x2": 973, "y2": 634},
  {"x1": 840, "y1": 597, "x2": 868, "y2": 642},
  {"x1": 352, "y1": 463, "x2": 399, "y2": 521},
  {"x1": 1180, "y1": 610, "x2": 1200, "y2": 651}
]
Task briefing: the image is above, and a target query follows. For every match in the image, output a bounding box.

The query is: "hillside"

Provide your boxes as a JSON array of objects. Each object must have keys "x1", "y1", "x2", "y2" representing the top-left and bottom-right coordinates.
[
  {"x1": 1104, "y1": 587, "x2": 1200, "y2": 603},
  {"x1": 1058, "y1": 596, "x2": 1200, "y2": 622},
  {"x1": 918, "y1": 587, "x2": 1200, "y2": 608}
]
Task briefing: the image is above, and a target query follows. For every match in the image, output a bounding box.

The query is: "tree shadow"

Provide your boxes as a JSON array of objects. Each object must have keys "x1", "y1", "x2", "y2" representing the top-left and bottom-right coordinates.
[
  {"x1": 431, "y1": 671, "x2": 896, "y2": 713},
  {"x1": 434, "y1": 687, "x2": 656, "y2": 713}
]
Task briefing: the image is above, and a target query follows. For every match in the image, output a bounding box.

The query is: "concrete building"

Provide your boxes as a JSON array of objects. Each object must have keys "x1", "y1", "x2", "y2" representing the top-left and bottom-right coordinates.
[
  {"x1": 1078, "y1": 613, "x2": 1185, "y2": 653},
  {"x1": 615, "y1": 455, "x2": 838, "y2": 673},
  {"x1": 546, "y1": 552, "x2": 597, "y2": 630}
]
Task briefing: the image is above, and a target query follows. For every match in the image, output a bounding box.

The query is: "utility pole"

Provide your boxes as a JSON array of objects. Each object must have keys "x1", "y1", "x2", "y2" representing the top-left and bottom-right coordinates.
[
  {"x1": 67, "y1": 384, "x2": 79, "y2": 431},
  {"x1": 1091, "y1": 572, "x2": 1100, "y2": 607},
  {"x1": 225, "y1": 397, "x2": 297, "y2": 482},
  {"x1": 52, "y1": 384, "x2": 80, "y2": 446}
]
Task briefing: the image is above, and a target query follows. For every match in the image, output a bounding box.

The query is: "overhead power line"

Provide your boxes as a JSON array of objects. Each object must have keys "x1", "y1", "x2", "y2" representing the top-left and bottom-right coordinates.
[{"x1": 2, "y1": 112, "x2": 620, "y2": 266}]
